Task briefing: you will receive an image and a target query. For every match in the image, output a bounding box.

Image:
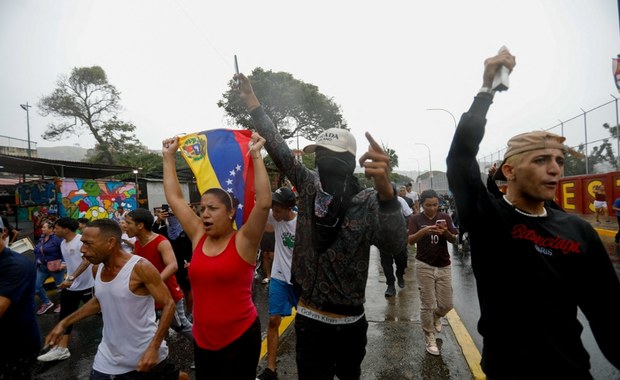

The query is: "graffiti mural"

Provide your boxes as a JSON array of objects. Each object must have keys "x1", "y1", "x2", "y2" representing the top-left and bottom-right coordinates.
[
  {"x1": 15, "y1": 181, "x2": 57, "y2": 207},
  {"x1": 60, "y1": 179, "x2": 137, "y2": 220}
]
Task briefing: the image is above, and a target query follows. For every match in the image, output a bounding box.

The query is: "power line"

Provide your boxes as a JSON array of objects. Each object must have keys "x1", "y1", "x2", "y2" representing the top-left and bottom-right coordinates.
[{"x1": 172, "y1": 0, "x2": 231, "y2": 68}]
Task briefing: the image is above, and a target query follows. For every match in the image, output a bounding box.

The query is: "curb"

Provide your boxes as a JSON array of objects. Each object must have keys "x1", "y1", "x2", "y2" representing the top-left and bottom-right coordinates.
[
  {"x1": 259, "y1": 309, "x2": 297, "y2": 361},
  {"x1": 446, "y1": 309, "x2": 486, "y2": 380},
  {"x1": 594, "y1": 227, "x2": 616, "y2": 237}
]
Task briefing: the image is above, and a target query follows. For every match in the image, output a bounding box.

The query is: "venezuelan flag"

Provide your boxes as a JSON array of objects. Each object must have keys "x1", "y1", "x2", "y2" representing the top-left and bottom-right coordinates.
[{"x1": 178, "y1": 129, "x2": 254, "y2": 229}]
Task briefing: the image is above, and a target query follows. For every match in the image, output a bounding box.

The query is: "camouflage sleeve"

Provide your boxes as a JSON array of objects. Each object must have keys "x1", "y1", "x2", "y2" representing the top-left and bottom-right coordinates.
[{"x1": 250, "y1": 106, "x2": 308, "y2": 187}]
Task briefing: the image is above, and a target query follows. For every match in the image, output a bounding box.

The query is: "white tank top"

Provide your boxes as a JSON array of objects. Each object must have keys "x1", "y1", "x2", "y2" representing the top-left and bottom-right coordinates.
[{"x1": 92, "y1": 254, "x2": 168, "y2": 375}]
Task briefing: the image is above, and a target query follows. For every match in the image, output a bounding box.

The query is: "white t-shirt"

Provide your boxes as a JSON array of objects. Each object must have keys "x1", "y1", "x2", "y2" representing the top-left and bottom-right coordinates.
[
  {"x1": 121, "y1": 233, "x2": 136, "y2": 253},
  {"x1": 61, "y1": 234, "x2": 94, "y2": 291},
  {"x1": 406, "y1": 190, "x2": 419, "y2": 213},
  {"x1": 406, "y1": 190, "x2": 419, "y2": 203},
  {"x1": 398, "y1": 196, "x2": 413, "y2": 218},
  {"x1": 267, "y1": 210, "x2": 297, "y2": 284}
]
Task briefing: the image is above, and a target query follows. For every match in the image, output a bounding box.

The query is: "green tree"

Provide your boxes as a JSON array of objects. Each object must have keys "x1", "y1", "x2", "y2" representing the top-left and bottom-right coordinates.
[
  {"x1": 218, "y1": 68, "x2": 347, "y2": 141},
  {"x1": 39, "y1": 66, "x2": 144, "y2": 165},
  {"x1": 381, "y1": 144, "x2": 399, "y2": 170},
  {"x1": 82, "y1": 117, "x2": 144, "y2": 165},
  {"x1": 563, "y1": 122, "x2": 619, "y2": 176}
]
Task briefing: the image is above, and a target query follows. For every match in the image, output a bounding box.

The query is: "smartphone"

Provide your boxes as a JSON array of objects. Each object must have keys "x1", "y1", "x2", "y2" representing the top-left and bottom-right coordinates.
[
  {"x1": 234, "y1": 55, "x2": 240, "y2": 88},
  {"x1": 161, "y1": 204, "x2": 169, "y2": 213},
  {"x1": 436, "y1": 219, "x2": 447, "y2": 228}
]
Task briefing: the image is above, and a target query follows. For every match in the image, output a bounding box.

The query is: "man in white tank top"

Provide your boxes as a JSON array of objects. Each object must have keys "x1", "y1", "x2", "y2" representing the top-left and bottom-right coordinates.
[
  {"x1": 42, "y1": 219, "x2": 189, "y2": 380},
  {"x1": 37, "y1": 217, "x2": 94, "y2": 363}
]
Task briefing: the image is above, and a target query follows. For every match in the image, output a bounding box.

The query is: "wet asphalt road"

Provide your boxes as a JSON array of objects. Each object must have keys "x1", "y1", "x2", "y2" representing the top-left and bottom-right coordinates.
[{"x1": 32, "y1": 229, "x2": 620, "y2": 379}]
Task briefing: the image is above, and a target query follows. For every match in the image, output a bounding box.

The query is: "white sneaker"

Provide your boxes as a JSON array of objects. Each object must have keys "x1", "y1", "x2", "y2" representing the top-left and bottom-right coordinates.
[
  {"x1": 37, "y1": 346, "x2": 71, "y2": 362},
  {"x1": 425, "y1": 332, "x2": 440, "y2": 356}
]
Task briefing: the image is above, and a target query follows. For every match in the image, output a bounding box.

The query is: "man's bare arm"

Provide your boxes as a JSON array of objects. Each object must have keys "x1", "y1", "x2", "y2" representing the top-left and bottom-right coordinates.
[{"x1": 133, "y1": 259, "x2": 175, "y2": 372}]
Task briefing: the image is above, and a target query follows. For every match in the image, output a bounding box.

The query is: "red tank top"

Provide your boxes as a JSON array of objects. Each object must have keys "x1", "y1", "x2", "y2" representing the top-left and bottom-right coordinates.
[
  {"x1": 134, "y1": 234, "x2": 184, "y2": 306},
  {"x1": 188, "y1": 233, "x2": 258, "y2": 350}
]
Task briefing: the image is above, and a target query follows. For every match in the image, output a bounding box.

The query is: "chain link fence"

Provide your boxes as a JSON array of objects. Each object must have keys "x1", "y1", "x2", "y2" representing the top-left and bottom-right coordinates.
[
  {"x1": 0, "y1": 135, "x2": 37, "y2": 157},
  {"x1": 477, "y1": 97, "x2": 620, "y2": 176}
]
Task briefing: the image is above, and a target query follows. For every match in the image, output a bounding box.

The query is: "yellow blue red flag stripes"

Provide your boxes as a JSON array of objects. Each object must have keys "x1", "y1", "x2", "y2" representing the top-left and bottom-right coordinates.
[{"x1": 179, "y1": 129, "x2": 254, "y2": 229}]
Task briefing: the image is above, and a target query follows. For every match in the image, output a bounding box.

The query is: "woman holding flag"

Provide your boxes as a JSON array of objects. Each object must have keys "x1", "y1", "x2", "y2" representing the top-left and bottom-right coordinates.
[{"x1": 162, "y1": 131, "x2": 271, "y2": 379}]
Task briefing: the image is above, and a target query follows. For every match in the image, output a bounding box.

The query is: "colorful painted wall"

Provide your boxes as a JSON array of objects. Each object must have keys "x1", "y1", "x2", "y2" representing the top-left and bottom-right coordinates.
[
  {"x1": 60, "y1": 179, "x2": 137, "y2": 219},
  {"x1": 15, "y1": 181, "x2": 59, "y2": 223},
  {"x1": 15, "y1": 179, "x2": 137, "y2": 222},
  {"x1": 556, "y1": 172, "x2": 620, "y2": 214}
]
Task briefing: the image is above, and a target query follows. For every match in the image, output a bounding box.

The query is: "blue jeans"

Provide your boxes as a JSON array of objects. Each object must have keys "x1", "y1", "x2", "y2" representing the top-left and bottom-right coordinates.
[{"x1": 35, "y1": 263, "x2": 66, "y2": 304}]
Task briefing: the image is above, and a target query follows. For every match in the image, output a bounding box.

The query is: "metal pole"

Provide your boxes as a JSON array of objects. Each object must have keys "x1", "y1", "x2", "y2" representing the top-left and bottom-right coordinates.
[
  {"x1": 20, "y1": 103, "x2": 32, "y2": 158},
  {"x1": 611, "y1": 95, "x2": 619, "y2": 169},
  {"x1": 409, "y1": 157, "x2": 421, "y2": 194},
  {"x1": 558, "y1": 119, "x2": 564, "y2": 137},
  {"x1": 133, "y1": 169, "x2": 139, "y2": 207},
  {"x1": 415, "y1": 143, "x2": 432, "y2": 189},
  {"x1": 581, "y1": 108, "x2": 588, "y2": 175},
  {"x1": 426, "y1": 108, "x2": 457, "y2": 129}
]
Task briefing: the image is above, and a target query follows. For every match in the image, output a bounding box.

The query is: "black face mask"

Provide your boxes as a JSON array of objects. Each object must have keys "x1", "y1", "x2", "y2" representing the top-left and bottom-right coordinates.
[
  {"x1": 315, "y1": 151, "x2": 355, "y2": 195},
  {"x1": 313, "y1": 150, "x2": 360, "y2": 252}
]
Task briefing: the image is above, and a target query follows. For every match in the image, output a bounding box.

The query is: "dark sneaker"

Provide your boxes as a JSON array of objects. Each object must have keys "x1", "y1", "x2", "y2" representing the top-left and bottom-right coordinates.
[
  {"x1": 257, "y1": 368, "x2": 278, "y2": 380},
  {"x1": 397, "y1": 275, "x2": 405, "y2": 288},
  {"x1": 384, "y1": 284, "x2": 396, "y2": 297}
]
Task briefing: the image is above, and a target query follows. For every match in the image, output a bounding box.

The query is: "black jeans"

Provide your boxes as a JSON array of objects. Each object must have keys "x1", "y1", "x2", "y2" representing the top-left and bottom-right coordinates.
[
  {"x1": 379, "y1": 247, "x2": 408, "y2": 286},
  {"x1": 295, "y1": 313, "x2": 368, "y2": 380},
  {"x1": 193, "y1": 317, "x2": 261, "y2": 380}
]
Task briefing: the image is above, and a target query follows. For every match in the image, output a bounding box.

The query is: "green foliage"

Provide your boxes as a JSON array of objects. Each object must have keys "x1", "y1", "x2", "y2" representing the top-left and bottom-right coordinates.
[
  {"x1": 39, "y1": 66, "x2": 135, "y2": 165},
  {"x1": 354, "y1": 173, "x2": 374, "y2": 189},
  {"x1": 390, "y1": 172, "x2": 413, "y2": 186},
  {"x1": 39, "y1": 66, "x2": 162, "y2": 169},
  {"x1": 381, "y1": 143, "x2": 399, "y2": 170},
  {"x1": 83, "y1": 117, "x2": 143, "y2": 164},
  {"x1": 218, "y1": 68, "x2": 347, "y2": 141},
  {"x1": 564, "y1": 122, "x2": 619, "y2": 176}
]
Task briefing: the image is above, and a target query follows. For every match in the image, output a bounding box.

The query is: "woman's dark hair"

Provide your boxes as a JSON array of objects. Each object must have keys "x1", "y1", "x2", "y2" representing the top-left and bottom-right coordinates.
[
  {"x1": 203, "y1": 188, "x2": 239, "y2": 212},
  {"x1": 420, "y1": 189, "x2": 439, "y2": 205}
]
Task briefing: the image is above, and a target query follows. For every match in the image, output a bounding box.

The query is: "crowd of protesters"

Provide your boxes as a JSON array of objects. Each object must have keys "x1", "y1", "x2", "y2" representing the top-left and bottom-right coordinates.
[{"x1": 2, "y1": 48, "x2": 620, "y2": 380}]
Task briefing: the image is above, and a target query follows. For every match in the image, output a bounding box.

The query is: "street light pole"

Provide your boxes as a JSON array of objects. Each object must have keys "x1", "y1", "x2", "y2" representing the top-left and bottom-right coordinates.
[
  {"x1": 415, "y1": 143, "x2": 432, "y2": 189},
  {"x1": 426, "y1": 108, "x2": 457, "y2": 129},
  {"x1": 410, "y1": 157, "x2": 421, "y2": 194},
  {"x1": 19, "y1": 102, "x2": 32, "y2": 158},
  {"x1": 133, "y1": 169, "x2": 139, "y2": 207}
]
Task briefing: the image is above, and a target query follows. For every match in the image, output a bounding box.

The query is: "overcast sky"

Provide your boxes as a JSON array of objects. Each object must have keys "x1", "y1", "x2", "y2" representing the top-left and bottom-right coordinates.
[{"x1": 1, "y1": 0, "x2": 619, "y2": 174}]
